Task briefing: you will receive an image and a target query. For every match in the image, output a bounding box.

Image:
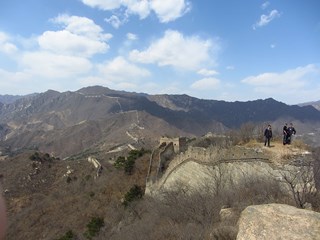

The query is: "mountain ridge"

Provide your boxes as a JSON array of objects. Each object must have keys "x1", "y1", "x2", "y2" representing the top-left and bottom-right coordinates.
[
  {"x1": 299, "y1": 100, "x2": 320, "y2": 111},
  {"x1": 0, "y1": 86, "x2": 320, "y2": 158}
]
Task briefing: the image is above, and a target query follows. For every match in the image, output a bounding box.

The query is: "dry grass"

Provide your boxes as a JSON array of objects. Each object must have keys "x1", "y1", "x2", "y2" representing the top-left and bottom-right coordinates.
[{"x1": 242, "y1": 139, "x2": 312, "y2": 165}]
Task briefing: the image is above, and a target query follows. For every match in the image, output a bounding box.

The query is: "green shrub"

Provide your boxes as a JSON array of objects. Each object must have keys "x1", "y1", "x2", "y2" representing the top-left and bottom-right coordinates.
[
  {"x1": 128, "y1": 149, "x2": 144, "y2": 159},
  {"x1": 124, "y1": 158, "x2": 135, "y2": 175},
  {"x1": 123, "y1": 185, "x2": 144, "y2": 207},
  {"x1": 29, "y1": 152, "x2": 56, "y2": 162},
  {"x1": 114, "y1": 156, "x2": 126, "y2": 169},
  {"x1": 29, "y1": 152, "x2": 40, "y2": 161},
  {"x1": 84, "y1": 217, "x2": 104, "y2": 239},
  {"x1": 57, "y1": 230, "x2": 75, "y2": 240},
  {"x1": 114, "y1": 148, "x2": 149, "y2": 175}
]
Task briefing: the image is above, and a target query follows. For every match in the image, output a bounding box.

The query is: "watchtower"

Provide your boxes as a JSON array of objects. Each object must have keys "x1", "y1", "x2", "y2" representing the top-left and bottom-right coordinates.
[{"x1": 159, "y1": 137, "x2": 187, "y2": 153}]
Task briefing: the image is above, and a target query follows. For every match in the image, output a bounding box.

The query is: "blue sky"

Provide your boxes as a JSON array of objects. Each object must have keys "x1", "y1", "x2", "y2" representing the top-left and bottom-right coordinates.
[{"x1": 0, "y1": 0, "x2": 319, "y2": 104}]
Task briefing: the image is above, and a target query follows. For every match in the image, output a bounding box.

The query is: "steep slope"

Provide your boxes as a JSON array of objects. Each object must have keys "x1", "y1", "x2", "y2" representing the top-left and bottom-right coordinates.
[
  {"x1": 3, "y1": 109, "x2": 187, "y2": 158},
  {"x1": 1, "y1": 150, "x2": 151, "y2": 240}
]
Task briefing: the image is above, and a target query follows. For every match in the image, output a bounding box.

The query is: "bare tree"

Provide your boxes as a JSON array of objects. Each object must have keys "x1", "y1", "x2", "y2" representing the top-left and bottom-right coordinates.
[{"x1": 279, "y1": 159, "x2": 319, "y2": 209}]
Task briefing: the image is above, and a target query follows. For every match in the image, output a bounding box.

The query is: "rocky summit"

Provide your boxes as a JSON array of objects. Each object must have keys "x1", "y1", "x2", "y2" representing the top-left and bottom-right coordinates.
[{"x1": 237, "y1": 204, "x2": 320, "y2": 240}]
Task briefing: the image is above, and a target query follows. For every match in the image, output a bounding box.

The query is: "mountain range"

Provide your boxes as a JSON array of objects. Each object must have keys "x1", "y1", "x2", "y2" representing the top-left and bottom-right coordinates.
[
  {"x1": 0, "y1": 86, "x2": 319, "y2": 158},
  {"x1": 299, "y1": 100, "x2": 320, "y2": 111}
]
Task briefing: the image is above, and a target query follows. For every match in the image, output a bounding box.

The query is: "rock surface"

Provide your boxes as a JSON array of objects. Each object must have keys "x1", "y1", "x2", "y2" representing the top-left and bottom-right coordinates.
[{"x1": 237, "y1": 204, "x2": 320, "y2": 240}]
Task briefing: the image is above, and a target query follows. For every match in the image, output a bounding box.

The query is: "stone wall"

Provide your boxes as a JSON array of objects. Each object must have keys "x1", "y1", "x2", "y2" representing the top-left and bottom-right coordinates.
[
  {"x1": 146, "y1": 142, "x2": 317, "y2": 205},
  {"x1": 157, "y1": 142, "x2": 175, "y2": 177},
  {"x1": 159, "y1": 137, "x2": 187, "y2": 153}
]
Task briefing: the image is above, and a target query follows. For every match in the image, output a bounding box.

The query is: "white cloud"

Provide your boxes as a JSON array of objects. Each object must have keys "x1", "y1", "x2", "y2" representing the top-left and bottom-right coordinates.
[
  {"x1": 0, "y1": 32, "x2": 18, "y2": 55},
  {"x1": 241, "y1": 64, "x2": 320, "y2": 102},
  {"x1": 253, "y1": 9, "x2": 281, "y2": 30},
  {"x1": 124, "y1": 0, "x2": 151, "y2": 19},
  {"x1": 79, "y1": 56, "x2": 151, "y2": 91},
  {"x1": 129, "y1": 30, "x2": 217, "y2": 70},
  {"x1": 150, "y1": 0, "x2": 191, "y2": 23},
  {"x1": 38, "y1": 30, "x2": 109, "y2": 57},
  {"x1": 197, "y1": 68, "x2": 219, "y2": 76},
  {"x1": 0, "y1": 68, "x2": 29, "y2": 84},
  {"x1": 0, "y1": 16, "x2": 110, "y2": 94},
  {"x1": 82, "y1": 0, "x2": 190, "y2": 23},
  {"x1": 127, "y1": 33, "x2": 138, "y2": 41},
  {"x1": 43, "y1": 15, "x2": 112, "y2": 57},
  {"x1": 191, "y1": 77, "x2": 220, "y2": 90},
  {"x1": 0, "y1": 69, "x2": 35, "y2": 94},
  {"x1": 81, "y1": 0, "x2": 121, "y2": 10},
  {"x1": 105, "y1": 15, "x2": 126, "y2": 29},
  {"x1": 21, "y1": 51, "x2": 92, "y2": 78},
  {"x1": 261, "y1": 1, "x2": 270, "y2": 10},
  {"x1": 0, "y1": 68, "x2": 69, "y2": 95},
  {"x1": 52, "y1": 15, "x2": 112, "y2": 41},
  {"x1": 97, "y1": 56, "x2": 151, "y2": 82}
]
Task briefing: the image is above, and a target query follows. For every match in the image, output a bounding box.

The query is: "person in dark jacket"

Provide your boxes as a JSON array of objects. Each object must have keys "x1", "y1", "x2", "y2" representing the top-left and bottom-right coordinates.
[
  {"x1": 286, "y1": 123, "x2": 296, "y2": 144},
  {"x1": 264, "y1": 124, "x2": 272, "y2": 147},
  {"x1": 283, "y1": 123, "x2": 288, "y2": 145}
]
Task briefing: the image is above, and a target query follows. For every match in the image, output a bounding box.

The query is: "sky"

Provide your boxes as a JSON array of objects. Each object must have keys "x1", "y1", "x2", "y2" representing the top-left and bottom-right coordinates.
[{"x1": 0, "y1": 0, "x2": 319, "y2": 104}]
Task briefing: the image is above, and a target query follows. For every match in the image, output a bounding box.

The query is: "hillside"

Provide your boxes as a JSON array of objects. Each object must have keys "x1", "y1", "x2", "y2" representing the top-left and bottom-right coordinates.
[
  {"x1": 1, "y1": 138, "x2": 319, "y2": 239},
  {"x1": 1, "y1": 150, "x2": 151, "y2": 240}
]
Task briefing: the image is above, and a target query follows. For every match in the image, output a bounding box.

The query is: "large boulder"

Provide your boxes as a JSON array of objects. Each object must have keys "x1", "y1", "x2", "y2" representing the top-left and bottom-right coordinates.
[{"x1": 237, "y1": 204, "x2": 320, "y2": 240}]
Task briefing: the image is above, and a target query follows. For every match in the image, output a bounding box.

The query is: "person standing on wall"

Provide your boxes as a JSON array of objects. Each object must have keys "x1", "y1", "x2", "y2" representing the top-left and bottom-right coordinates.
[
  {"x1": 283, "y1": 123, "x2": 288, "y2": 145},
  {"x1": 264, "y1": 124, "x2": 272, "y2": 147},
  {"x1": 286, "y1": 123, "x2": 296, "y2": 144}
]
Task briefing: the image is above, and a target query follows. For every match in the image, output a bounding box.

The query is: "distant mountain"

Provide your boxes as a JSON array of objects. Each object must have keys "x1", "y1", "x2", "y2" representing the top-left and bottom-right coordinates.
[
  {"x1": 1, "y1": 86, "x2": 320, "y2": 157},
  {"x1": 0, "y1": 93, "x2": 37, "y2": 104},
  {"x1": 148, "y1": 95, "x2": 320, "y2": 127},
  {"x1": 0, "y1": 95, "x2": 23, "y2": 104},
  {"x1": 299, "y1": 100, "x2": 320, "y2": 111}
]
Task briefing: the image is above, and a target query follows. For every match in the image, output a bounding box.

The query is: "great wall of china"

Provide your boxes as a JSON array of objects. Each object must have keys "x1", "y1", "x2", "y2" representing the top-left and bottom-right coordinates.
[{"x1": 145, "y1": 142, "x2": 315, "y2": 196}]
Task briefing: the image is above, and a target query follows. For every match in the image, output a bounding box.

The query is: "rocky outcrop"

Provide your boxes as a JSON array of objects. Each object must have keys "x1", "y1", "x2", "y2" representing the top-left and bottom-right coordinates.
[{"x1": 237, "y1": 204, "x2": 320, "y2": 240}]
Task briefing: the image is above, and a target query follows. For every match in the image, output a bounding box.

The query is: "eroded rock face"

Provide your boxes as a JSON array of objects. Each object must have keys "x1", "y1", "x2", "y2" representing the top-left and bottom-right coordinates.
[{"x1": 237, "y1": 204, "x2": 320, "y2": 240}]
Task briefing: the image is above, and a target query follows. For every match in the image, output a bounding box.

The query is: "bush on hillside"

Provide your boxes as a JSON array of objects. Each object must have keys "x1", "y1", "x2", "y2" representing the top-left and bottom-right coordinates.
[
  {"x1": 123, "y1": 185, "x2": 144, "y2": 207},
  {"x1": 29, "y1": 151, "x2": 59, "y2": 162},
  {"x1": 84, "y1": 217, "x2": 104, "y2": 239},
  {"x1": 114, "y1": 148, "x2": 149, "y2": 175},
  {"x1": 114, "y1": 156, "x2": 126, "y2": 169},
  {"x1": 57, "y1": 230, "x2": 75, "y2": 240},
  {"x1": 124, "y1": 157, "x2": 135, "y2": 175}
]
